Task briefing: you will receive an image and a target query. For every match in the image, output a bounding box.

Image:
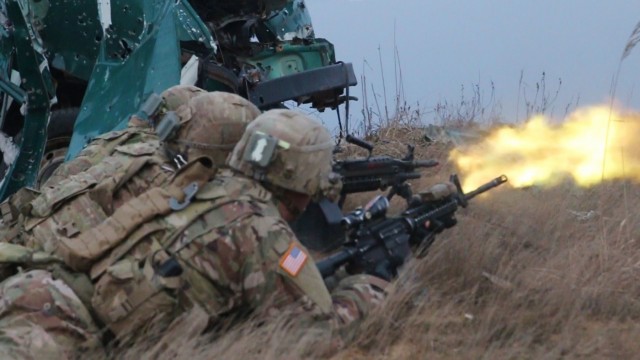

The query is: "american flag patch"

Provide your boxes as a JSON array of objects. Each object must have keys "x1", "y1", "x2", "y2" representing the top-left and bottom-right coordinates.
[{"x1": 279, "y1": 244, "x2": 308, "y2": 277}]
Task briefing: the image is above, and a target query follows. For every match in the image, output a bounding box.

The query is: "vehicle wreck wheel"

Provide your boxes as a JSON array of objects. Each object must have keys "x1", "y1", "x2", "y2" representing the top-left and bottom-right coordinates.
[{"x1": 37, "y1": 107, "x2": 78, "y2": 187}]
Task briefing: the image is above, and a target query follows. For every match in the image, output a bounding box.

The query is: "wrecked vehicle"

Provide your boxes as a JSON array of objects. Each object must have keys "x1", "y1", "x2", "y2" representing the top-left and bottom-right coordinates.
[{"x1": 0, "y1": 0, "x2": 356, "y2": 200}]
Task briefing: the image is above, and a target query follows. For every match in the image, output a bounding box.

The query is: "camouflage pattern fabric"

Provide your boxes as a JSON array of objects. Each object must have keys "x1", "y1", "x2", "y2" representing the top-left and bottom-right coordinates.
[
  {"x1": 0, "y1": 139, "x2": 173, "y2": 259},
  {"x1": 228, "y1": 109, "x2": 342, "y2": 201},
  {"x1": 0, "y1": 91, "x2": 239, "y2": 270},
  {"x1": 0, "y1": 100, "x2": 385, "y2": 352},
  {"x1": 23, "y1": 139, "x2": 175, "y2": 259},
  {"x1": 160, "y1": 84, "x2": 206, "y2": 115},
  {"x1": 43, "y1": 127, "x2": 159, "y2": 188},
  {"x1": 0, "y1": 270, "x2": 103, "y2": 359},
  {"x1": 331, "y1": 274, "x2": 388, "y2": 326},
  {"x1": 90, "y1": 172, "x2": 387, "y2": 343},
  {"x1": 165, "y1": 91, "x2": 261, "y2": 166}
]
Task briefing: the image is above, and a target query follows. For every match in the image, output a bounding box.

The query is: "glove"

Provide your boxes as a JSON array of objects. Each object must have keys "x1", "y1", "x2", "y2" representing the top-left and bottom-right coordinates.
[
  {"x1": 434, "y1": 214, "x2": 457, "y2": 231},
  {"x1": 418, "y1": 181, "x2": 458, "y2": 202}
]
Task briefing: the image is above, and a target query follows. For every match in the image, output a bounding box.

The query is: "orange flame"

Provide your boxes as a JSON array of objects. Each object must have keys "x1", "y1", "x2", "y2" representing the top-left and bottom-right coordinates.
[{"x1": 449, "y1": 105, "x2": 640, "y2": 189}]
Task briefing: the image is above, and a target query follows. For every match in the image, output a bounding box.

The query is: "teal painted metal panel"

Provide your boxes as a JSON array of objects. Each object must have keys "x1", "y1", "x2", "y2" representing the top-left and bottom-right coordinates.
[
  {"x1": 66, "y1": 0, "x2": 183, "y2": 159},
  {"x1": 242, "y1": 39, "x2": 335, "y2": 80},
  {"x1": 0, "y1": 0, "x2": 54, "y2": 199},
  {"x1": 40, "y1": 0, "x2": 101, "y2": 80}
]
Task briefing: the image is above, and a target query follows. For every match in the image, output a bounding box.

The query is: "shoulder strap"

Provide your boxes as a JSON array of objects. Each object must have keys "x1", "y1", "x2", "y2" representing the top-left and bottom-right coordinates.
[{"x1": 60, "y1": 159, "x2": 216, "y2": 272}]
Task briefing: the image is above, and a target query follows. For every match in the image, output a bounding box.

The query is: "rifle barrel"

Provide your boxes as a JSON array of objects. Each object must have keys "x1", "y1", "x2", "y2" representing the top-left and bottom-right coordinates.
[
  {"x1": 414, "y1": 159, "x2": 439, "y2": 168},
  {"x1": 464, "y1": 175, "x2": 508, "y2": 201},
  {"x1": 346, "y1": 134, "x2": 374, "y2": 153}
]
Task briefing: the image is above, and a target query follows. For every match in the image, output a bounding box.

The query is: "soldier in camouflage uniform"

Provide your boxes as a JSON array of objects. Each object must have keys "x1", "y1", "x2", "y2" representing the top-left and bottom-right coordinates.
[
  {"x1": 0, "y1": 91, "x2": 260, "y2": 255},
  {"x1": 0, "y1": 85, "x2": 206, "y2": 246},
  {"x1": 0, "y1": 269, "x2": 103, "y2": 359},
  {"x1": 0, "y1": 91, "x2": 261, "y2": 358},
  {"x1": 88, "y1": 109, "x2": 390, "y2": 350}
]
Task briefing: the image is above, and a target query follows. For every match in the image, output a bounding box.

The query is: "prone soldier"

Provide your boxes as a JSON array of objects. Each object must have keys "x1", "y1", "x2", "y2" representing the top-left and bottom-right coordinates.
[
  {"x1": 0, "y1": 84, "x2": 206, "y2": 247},
  {"x1": 42, "y1": 84, "x2": 206, "y2": 187},
  {"x1": 84, "y1": 110, "x2": 391, "y2": 354},
  {"x1": 0, "y1": 90, "x2": 261, "y2": 358},
  {"x1": 0, "y1": 106, "x2": 440, "y2": 358}
]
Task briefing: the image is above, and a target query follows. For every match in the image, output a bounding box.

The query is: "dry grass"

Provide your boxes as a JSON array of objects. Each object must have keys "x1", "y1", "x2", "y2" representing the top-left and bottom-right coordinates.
[
  {"x1": 108, "y1": 120, "x2": 640, "y2": 359},
  {"x1": 111, "y1": 20, "x2": 640, "y2": 359}
]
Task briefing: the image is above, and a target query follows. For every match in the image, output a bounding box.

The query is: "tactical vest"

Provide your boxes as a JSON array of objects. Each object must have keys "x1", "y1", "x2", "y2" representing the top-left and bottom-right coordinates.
[
  {"x1": 89, "y1": 174, "x2": 332, "y2": 340},
  {"x1": 43, "y1": 126, "x2": 157, "y2": 188},
  {"x1": 0, "y1": 128, "x2": 158, "y2": 246},
  {"x1": 22, "y1": 140, "x2": 174, "y2": 270}
]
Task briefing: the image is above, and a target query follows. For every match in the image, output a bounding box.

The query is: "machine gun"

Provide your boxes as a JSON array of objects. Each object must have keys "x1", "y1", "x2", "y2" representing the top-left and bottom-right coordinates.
[
  {"x1": 334, "y1": 135, "x2": 439, "y2": 206},
  {"x1": 316, "y1": 174, "x2": 508, "y2": 281},
  {"x1": 290, "y1": 134, "x2": 438, "y2": 252}
]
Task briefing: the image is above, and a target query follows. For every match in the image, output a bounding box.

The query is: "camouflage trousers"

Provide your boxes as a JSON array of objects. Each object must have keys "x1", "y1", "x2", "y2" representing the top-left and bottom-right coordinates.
[{"x1": 0, "y1": 270, "x2": 104, "y2": 359}]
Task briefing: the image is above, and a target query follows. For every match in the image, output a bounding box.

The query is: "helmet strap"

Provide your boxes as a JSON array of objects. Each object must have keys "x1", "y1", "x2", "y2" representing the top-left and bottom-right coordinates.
[{"x1": 264, "y1": 183, "x2": 307, "y2": 219}]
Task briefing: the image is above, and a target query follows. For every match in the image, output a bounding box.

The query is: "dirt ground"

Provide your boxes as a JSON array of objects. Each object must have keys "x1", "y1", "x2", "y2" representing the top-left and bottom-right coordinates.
[{"x1": 117, "y1": 125, "x2": 640, "y2": 359}]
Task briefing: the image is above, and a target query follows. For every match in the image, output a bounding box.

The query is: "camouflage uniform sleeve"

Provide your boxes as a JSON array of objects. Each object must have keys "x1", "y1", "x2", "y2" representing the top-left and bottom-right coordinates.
[
  {"x1": 0, "y1": 270, "x2": 103, "y2": 359},
  {"x1": 185, "y1": 212, "x2": 387, "y2": 329},
  {"x1": 183, "y1": 212, "x2": 333, "y2": 317},
  {"x1": 330, "y1": 274, "x2": 389, "y2": 326}
]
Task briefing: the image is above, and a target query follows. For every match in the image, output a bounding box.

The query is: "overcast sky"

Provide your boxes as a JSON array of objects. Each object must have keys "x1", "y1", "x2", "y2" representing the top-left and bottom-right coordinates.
[{"x1": 304, "y1": 0, "x2": 640, "y2": 131}]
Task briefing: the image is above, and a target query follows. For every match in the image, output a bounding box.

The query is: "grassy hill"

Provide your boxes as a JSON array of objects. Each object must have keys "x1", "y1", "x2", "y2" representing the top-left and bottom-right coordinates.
[{"x1": 113, "y1": 120, "x2": 640, "y2": 359}]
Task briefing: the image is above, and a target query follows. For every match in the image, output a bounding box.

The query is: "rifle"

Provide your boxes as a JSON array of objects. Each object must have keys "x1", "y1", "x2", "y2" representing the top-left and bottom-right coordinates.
[
  {"x1": 290, "y1": 135, "x2": 438, "y2": 252},
  {"x1": 334, "y1": 135, "x2": 439, "y2": 206},
  {"x1": 316, "y1": 174, "x2": 508, "y2": 281}
]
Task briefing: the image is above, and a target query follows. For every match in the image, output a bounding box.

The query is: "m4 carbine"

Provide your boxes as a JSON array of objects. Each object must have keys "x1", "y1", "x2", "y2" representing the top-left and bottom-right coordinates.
[
  {"x1": 316, "y1": 174, "x2": 508, "y2": 281},
  {"x1": 291, "y1": 135, "x2": 438, "y2": 252},
  {"x1": 334, "y1": 134, "x2": 439, "y2": 206}
]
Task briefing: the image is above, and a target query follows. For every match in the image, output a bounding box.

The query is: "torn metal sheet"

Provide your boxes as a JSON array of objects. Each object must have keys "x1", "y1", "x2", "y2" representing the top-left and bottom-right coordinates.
[
  {"x1": 0, "y1": 0, "x2": 356, "y2": 201},
  {"x1": 97, "y1": 0, "x2": 112, "y2": 32}
]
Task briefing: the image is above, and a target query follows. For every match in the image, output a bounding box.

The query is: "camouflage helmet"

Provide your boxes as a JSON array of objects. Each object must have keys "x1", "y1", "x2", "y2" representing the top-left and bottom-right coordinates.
[
  {"x1": 129, "y1": 85, "x2": 205, "y2": 127},
  {"x1": 160, "y1": 84, "x2": 206, "y2": 113},
  {"x1": 161, "y1": 91, "x2": 261, "y2": 166},
  {"x1": 227, "y1": 109, "x2": 341, "y2": 200}
]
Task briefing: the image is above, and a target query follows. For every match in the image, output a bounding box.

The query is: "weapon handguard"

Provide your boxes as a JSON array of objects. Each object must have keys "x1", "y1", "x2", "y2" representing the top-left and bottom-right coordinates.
[{"x1": 316, "y1": 174, "x2": 508, "y2": 279}]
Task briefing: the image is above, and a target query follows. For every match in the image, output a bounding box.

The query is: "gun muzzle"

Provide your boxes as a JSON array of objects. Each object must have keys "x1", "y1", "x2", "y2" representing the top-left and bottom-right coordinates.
[
  {"x1": 414, "y1": 159, "x2": 439, "y2": 168},
  {"x1": 464, "y1": 174, "x2": 508, "y2": 200}
]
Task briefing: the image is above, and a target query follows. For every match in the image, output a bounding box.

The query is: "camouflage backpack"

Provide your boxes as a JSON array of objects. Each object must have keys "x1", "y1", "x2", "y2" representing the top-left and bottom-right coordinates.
[
  {"x1": 0, "y1": 92, "x2": 258, "y2": 274},
  {"x1": 24, "y1": 139, "x2": 179, "y2": 271}
]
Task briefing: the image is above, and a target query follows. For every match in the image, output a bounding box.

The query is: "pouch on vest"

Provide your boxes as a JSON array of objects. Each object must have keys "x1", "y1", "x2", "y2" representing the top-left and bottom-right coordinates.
[
  {"x1": 27, "y1": 191, "x2": 111, "y2": 261},
  {"x1": 91, "y1": 255, "x2": 182, "y2": 339},
  {"x1": 0, "y1": 242, "x2": 62, "y2": 264},
  {"x1": 29, "y1": 154, "x2": 138, "y2": 218},
  {"x1": 91, "y1": 185, "x2": 260, "y2": 330},
  {"x1": 46, "y1": 129, "x2": 146, "y2": 185},
  {"x1": 79, "y1": 130, "x2": 136, "y2": 160},
  {"x1": 26, "y1": 157, "x2": 157, "y2": 266},
  {"x1": 0, "y1": 187, "x2": 40, "y2": 225},
  {"x1": 41, "y1": 158, "x2": 215, "y2": 272}
]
